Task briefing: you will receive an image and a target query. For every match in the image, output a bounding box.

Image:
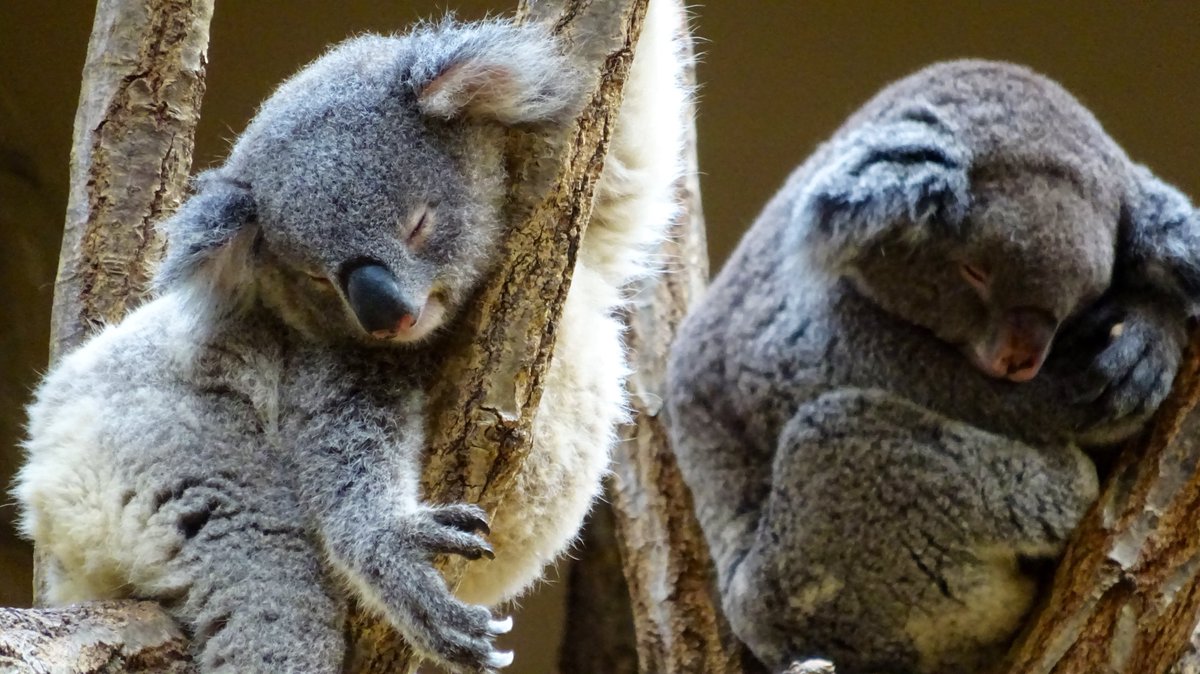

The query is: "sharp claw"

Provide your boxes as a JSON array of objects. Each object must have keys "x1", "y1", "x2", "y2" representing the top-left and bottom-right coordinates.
[
  {"x1": 481, "y1": 543, "x2": 496, "y2": 560},
  {"x1": 488, "y1": 616, "x2": 514, "y2": 635},
  {"x1": 476, "y1": 517, "x2": 492, "y2": 536},
  {"x1": 487, "y1": 650, "x2": 515, "y2": 669}
]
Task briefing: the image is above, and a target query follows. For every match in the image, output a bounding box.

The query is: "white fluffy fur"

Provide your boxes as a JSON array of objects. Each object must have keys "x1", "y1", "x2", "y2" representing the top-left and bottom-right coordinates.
[{"x1": 457, "y1": 0, "x2": 689, "y2": 604}]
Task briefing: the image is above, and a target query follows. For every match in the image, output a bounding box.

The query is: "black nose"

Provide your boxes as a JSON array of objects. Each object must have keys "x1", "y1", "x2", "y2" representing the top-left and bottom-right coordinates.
[{"x1": 342, "y1": 263, "x2": 417, "y2": 335}]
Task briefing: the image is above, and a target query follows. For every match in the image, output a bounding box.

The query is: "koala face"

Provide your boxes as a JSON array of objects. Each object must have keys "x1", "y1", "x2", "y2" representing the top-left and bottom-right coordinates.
[
  {"x1": 155, "y1": 22, "x2": 581, "y2": 346},
  {"x1": 240, "y1": 86, "x2": 507, "y2": 345},
  {"x1": 851, "y1": 170, "x2": 1115, "y2": 382}
]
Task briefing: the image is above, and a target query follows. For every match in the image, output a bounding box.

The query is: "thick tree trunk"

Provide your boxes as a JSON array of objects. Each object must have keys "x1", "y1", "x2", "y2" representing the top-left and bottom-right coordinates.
[
  {"x1": 51, "y1": 0, "x2": 212, "y2": 362},
  {"x1": 343, "y1": 1, "x2": 652, "y2": 671}
]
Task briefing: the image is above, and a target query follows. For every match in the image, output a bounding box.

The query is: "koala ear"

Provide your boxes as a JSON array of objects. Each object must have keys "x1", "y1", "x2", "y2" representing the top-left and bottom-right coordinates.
[
  {"x1": 154, "y1": 170, "x2": 257, "y2": 299},
  {"x1": 1118, "y1": 165, "x2": 1200, "y2": 315},
  {"x1": 410, "y1": 20, "x2": 582, "y2": 125},
  {"x1": 793, "y1": 106, "x2": 972, "y2": 270}
]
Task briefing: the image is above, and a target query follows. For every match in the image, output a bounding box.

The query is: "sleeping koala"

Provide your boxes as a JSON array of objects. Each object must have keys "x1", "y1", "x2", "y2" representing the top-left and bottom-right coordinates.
[
  {"x1": 668, "y1": 60, "x2": 1200, "y2": 673},
  {"x1": 15, "y1": 8, "x2": 688, "y2": 671}
]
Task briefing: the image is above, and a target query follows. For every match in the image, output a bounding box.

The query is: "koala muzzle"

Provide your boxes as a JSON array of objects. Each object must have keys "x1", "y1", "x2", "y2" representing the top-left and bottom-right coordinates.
[
  {"x1": 976, "y1": 308, "x2": 1058, "y2": 383},
  {"x1": 343, "y1": 263, "x2": 420, "y2": 337}
]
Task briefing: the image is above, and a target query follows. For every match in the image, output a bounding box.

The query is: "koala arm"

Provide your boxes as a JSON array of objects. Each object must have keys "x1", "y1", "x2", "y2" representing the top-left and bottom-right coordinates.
[
  {"x1": 279, "y1": 352, "x2": 513, "y2": 673},
  {"x1": 793, "y1": 107, "x2": 973, "y2": 269},
  {"x1": 1056, "y1": 167, "x2": 1200, "y2": 444},
  {"x1": 666, "y1": 332, "x2": 774, "y2": 596},
  {"x1": 727, "y1": 388, "x2": 1098, "y2": 674}
]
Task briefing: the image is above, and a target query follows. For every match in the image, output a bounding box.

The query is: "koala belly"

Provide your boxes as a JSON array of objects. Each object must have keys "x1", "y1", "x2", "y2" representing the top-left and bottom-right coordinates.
[{"x1": 456, "y1": 268, "x2": 627, "y2": 606}]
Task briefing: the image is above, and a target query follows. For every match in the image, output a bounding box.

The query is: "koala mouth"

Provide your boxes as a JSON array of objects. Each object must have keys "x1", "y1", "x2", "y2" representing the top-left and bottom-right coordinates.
[{"x1": 342, "y1": 262, "x2": 444, "y2": 344}]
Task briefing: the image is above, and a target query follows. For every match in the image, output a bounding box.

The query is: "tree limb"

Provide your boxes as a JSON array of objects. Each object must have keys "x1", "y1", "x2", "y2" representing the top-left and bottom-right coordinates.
[
  {"x1": 999, "y1": 326, "x2": 1200, "y2": 674},
  {"x1": 343, "y1": 0, "x2": 651, "y2": 671},
  {"x1": 0, "y1": 602, "x2": 196, "y2": 674},
  {"x1": 604, "y1": 7, "x2": 746, "y2": 672}
]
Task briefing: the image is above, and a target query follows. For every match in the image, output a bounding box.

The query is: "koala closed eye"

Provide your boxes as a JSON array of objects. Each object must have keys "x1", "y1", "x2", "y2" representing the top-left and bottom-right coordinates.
[{"x1": 405, "y1": 205, "x2": 435, "y2": 249}]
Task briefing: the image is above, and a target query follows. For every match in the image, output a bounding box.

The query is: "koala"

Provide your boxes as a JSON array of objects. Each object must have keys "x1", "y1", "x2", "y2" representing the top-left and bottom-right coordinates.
[
  {"x1": 15, "y1": 4, "x2": 686, "y2": 673},
  {"x1": 667, "y1": 60, "x2": 1200, "y2": 674}
]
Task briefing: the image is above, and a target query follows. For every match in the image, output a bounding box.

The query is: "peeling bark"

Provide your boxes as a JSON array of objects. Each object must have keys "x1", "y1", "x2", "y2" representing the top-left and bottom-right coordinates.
[
  {"x1": 0, "y1": 601, "x2": 196, "y2": 674},
  {"x1": 52, "y1": 0, "x2": 212, "y2": 362}
]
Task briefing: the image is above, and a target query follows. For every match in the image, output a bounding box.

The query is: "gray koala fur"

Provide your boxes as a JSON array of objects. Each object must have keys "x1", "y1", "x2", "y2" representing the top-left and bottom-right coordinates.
[
  {"x1": 15, "y1": 4, "x2": 688, "y2": 672},
  {"x1": 667, "y1": 60, "x2": 1200, "y2": 674}
]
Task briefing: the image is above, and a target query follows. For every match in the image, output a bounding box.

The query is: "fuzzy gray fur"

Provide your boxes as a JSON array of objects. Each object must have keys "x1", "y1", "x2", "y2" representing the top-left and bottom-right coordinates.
[
  {"x1": 16, "y1": 19, "x2": 581, "y2": 674},
  {"x1": 667, "y1": 60, "x2": 1200, "y2": 674}
]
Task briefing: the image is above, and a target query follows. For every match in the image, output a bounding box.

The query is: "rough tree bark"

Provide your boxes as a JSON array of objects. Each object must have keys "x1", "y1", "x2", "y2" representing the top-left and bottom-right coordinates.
[
  {"x1": 602, "y1": 8, "x2": 746, "y2": 672},
  {"x1": 0, "y1": 603, "x2": 196, "y2": 674},
  {"x1": 4, "y1": 0, "x2": 212, "y2": 670},
  {"x1": 998, "y1": 326, "x2": 1200, "y2": 674},
  {"x1": 344, "y1": 1, "x2": 652, "y2": 671}
]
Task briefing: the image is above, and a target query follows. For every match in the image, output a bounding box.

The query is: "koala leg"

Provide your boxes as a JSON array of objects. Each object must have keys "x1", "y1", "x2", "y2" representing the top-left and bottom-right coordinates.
[
  {"x1": 726, "y1": 388, "x2": 1098, "y2": 674},
  {"x1": 147, "y1": 476, "x2": 348, "y2": 674}
]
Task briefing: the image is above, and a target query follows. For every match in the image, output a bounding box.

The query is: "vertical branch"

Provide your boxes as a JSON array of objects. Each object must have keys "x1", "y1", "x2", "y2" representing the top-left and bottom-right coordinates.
[
  {"x1": 344, "y1": 1, "x2": 650, "y2": 671},
  {"x1": 38, "y1": 0, "x2": 213, "y2": 605},
  {"x1": 999, "y1": 326, "x2": 1200, "y2": 674},
  {"x1": 52, "y1": 0, "x2": 213, "y2": 361},
  {"x1": 606, "y1": 7, "x2": 746, "y2": 672}
]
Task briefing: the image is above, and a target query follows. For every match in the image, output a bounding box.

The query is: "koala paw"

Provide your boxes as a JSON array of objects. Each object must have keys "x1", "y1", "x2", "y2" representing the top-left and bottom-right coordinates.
[
  {"x1": 389, "y1": 504, "x2": 512, "y2": 672},
  {"x1": 1066, "y1": 293, "x2": 1185, "y2": 427}
]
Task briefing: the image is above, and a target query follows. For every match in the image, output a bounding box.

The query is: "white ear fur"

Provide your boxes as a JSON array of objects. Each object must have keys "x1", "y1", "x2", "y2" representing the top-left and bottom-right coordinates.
[
  {"x1": 412, "y1": 21, "x2": 581, "y2": 125},
  {"x1": 154, "y1": 172, "x2": 258, "y2": 311}
]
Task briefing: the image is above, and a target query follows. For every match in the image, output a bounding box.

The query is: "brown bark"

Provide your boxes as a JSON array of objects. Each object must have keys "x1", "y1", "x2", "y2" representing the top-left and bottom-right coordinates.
[
  {"x1": 343, "y1": 0, "x2": 652, "y2": 672},
  {"x1": 604, "y1": 9, "x2": 746, "y2": 672},
  {"x1": 27, "y1": 0, "x2": 212, "y2": 656},
  {"x1": 998, "y1": 326, "x2": 1200, "y2": 674},
  {"x1": 0, "y1": 601, "x2": 196, "y2": 674},
  {"x1": 51, "y1": 0, "x2": 212, "y2": 363}
]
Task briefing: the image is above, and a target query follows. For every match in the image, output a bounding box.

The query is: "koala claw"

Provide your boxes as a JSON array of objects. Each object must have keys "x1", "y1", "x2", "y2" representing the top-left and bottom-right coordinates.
[
  {"x1": 487, "y1": 649, "x2": 515, "y2": 670},
  {"x1": 417, "y1": 503, "x2": 496, "y2": 561},
  {"x1": 431, "y1": 502, "x2": 492, "y2": 535},
  {"x1": 1064, "y1": 294, "x2": 1183, "y2": 427},
  {"x1": 488, "y1": 616, "x2": 514, "y2": 635}
]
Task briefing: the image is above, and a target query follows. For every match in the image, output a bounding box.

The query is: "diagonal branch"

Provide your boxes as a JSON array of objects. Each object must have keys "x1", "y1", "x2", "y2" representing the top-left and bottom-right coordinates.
[
  {"x1": 999, "y1": 326, "x2": 1200, "y2": 674},
  {"x1": 343, "y1": 0, "x2": 651, "y2": 671}
]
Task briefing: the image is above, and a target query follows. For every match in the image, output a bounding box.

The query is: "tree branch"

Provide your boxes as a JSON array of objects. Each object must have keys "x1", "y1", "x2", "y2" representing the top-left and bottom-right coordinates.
[
  {"x1": 343, "y1": 0, "x2": 652, "y2": 671},
  {"x1": 604, "y1": 7, "x2": 746, "y2": 672},
  {"x1": 999, "y1": 326, "x2": 1200, "y2": 674}
]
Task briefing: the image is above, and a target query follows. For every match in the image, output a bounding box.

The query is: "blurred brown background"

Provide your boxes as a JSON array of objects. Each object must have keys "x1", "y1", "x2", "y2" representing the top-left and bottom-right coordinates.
[{"x1": 2, "y1": 2, "x2": 1197, "y2": 672}]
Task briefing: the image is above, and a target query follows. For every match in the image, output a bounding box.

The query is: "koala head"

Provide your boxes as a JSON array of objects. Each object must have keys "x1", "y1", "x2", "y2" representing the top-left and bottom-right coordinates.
[
  {"x1": 849, "y1": 165, "x2": 1116, "y2": 382},
  {"x1": 155, "y1": 19, "x2": 582, "y2": 345}
]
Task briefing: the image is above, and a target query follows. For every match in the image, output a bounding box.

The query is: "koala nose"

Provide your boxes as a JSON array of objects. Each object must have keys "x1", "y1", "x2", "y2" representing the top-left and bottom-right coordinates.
[
  {"x1": 342, "y1": 263, "x2": 419, "y2": 336},
  {"x1": 984, "y1": 308, "x2": 1058, "y2": 382}
]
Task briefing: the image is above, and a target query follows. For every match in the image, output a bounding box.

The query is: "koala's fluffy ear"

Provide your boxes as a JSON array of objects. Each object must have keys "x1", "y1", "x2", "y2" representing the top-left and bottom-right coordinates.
[
  {"x1": 154, "y1": 170, "x2": 257, "y2": 299},
  {"x1": 794, "y1": 107, "x2": 972, "y2": 269},
  {"x1": 1118, "y1": 165, "x2": 1200, "y2": 315},
  {"x1": 410, "y1": 20, "x2": 582, "y2": 125}
]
